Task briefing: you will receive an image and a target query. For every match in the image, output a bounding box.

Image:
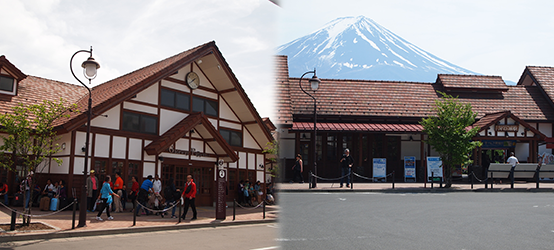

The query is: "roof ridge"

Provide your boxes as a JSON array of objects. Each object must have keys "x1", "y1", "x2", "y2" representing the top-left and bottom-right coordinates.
[
  {"x1": 438, "y1": 74, "x2": 503, "y2": 78},
  {"x1": 289, "y1": 77, "x2": 433, "y2": 85}
]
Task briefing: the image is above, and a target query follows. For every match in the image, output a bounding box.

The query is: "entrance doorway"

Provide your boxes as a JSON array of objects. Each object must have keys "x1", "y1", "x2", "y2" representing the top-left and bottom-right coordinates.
[{"x1": 161, "y1": 161, "x2": 214, "y2": 206}]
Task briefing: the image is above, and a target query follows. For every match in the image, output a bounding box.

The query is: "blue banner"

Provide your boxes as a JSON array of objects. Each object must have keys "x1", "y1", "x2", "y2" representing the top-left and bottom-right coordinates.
[{"x1": 481, "y1": 140, "x2": 516, "y2": 149}]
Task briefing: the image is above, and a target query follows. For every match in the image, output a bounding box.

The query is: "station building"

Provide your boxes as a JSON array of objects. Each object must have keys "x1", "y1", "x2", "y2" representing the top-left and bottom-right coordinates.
[
  {"x1": 276, "y1": 55, "x2": 554, "y2": 182},
  {"x1": 0, "y1": 41, "x2": 273, "y2": 206}
]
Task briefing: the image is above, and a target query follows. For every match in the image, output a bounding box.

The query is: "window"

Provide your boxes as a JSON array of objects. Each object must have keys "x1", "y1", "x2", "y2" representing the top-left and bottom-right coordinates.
[
  {"x1": 192, "y1": 96, "x2": 218, "y2": 116},
  {"x1": 160, "y1": 88, "x2": 190, "y2": 111},
  {"x1": 220, "y1": 129, "x2": 242, "y2": 147},
  {"x1": 122, "y1": 111, "x2": 158, "y2": 134},
  {"x1": 0, "y1": 75, "x2": 15, "y2": 92}
]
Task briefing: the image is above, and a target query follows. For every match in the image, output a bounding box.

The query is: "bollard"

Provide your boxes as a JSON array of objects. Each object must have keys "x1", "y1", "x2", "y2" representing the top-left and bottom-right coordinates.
[
  {"x1": 308, "y1": 171, "x2": 312, "y2": 189},
  {"x1": 535, "y1": 169, "x2": 541, "y2": 189},
  {"x1": 233, "y1": 199, "x2": 236, "y2": 221},
  {"x1": 133, "y1": 200, "x2": 137, "y2": 226},
  {"x1": 431, "y1": 172, "x2": 434, "y2": 189},
  {"x1": 10, "y1": 210, "x2": 16, "y2": 231},
  {"x1": 392, "y1": 171, "x2": 395, "y2": 189},
  {"x1": 350, "y1": 169, "x2": 353, "y2": 189},
  {"x1": 440, "y1": 176, "x2": 443, "y2": 188},
  {"x1": 72, "y1": 199, "x2": 77, "y2": 229},
  {"x1": 263, "y1": 201, "x2": 266, "y2": 219},
  {"x1": 510, "y1": 167, "x2": 515, "y2": 189},
  {"x1": 178, "y1": 198, "x2": 182, "y2": 223},
  {"x1": 470, "y1": 172, "x2": 474, "y2": 190},
  {"x1": 491, "y1": 172, "x2": 494, "y2": 189}
]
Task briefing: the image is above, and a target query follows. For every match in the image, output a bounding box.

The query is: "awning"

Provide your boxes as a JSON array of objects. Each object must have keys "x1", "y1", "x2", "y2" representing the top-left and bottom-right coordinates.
[
  {"x1": 291, "y1": 122, "x2": 423, "y2": 133},
  {"x1": 144, "y1": 112, "x2": 238, "y2": 162}
]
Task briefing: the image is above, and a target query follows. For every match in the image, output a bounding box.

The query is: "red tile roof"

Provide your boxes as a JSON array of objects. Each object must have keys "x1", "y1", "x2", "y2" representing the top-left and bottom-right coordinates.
[
  {"x1": 0, "y1": 55, "x2": 26, "y2": 80},
  {"x1": 0, "y1": 75, "x2": 87, "y2": 116},
  {"x1": 57, "y1": 41, "x2": 215, "y2": 130},
  {"x1": 522, "y1": 66, "x2": 554, "y2": 105},
  {"x1": 275, "y1": 55, "x2": 293, "y2": 126},
  {"x1": 277, "y1": 56, "x2": 554, "y2": 125},
  {"x1": 437, "y1": 74, "x2": 508, "y2": 92},
  {"x1": 291, "y1": 122, "x2": 423, "y2": 132}
]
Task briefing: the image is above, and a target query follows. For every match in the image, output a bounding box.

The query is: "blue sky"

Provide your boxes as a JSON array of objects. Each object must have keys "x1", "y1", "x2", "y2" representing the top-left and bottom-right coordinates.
[{"x1": 278, "y1": 0, "x2": 554, "y2": 83}]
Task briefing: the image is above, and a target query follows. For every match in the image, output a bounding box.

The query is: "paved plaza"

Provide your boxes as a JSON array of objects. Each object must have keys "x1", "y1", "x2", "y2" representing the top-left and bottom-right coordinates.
[{"x1": 279, "y1": 191, "x2": 554, "y2": 249}]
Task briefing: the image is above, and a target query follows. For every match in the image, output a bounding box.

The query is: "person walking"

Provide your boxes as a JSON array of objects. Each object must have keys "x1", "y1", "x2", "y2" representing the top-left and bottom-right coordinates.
[
  {"x1": 86, "y1": 170, "x2": 99, "y2": 212},
  {"x1": 96, "y1": 176, "x2": 120, "y2": 221},
  {"x1": 340, "y1": 149, "x2": 354, "y2": 188},
  {"x1": 113, "y1": 172, "x2": 124, "y2": 212},
  {"x1": 181, "y1": 175, "x2": 197, "y2": 221},
  {"x1": 291, "y1": 154, "x2": 304, "y2": 184},
  {"x1": 152, "y1": 174, "x2": 162, "y2": 211},
  {"x1": 163, "y1": 178, "x2": 179, "y2": 218},
  {"x1": 129, "y1": 176, "x2": 139, "y2": 212},
  {"x1": 136, "y1": 175, "x2": 153, "y2": 216},
  {"x1": 0, "y1": 181, "x2": 8, "y2": 206},
  {"x1": 507, "y1": 152, "x2": 520, "y2": 182}
]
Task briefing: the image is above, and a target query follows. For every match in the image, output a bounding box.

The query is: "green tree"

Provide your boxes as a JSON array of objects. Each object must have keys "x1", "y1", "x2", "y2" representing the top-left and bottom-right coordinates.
[
  {"x1": 262, "y1": 140, "x2": 280, "y2": 181},
  {"x1": 0, "y1": 98, "x2": 75, "y2": 225},
  {"x1": 420, "y1": 92, "x2": 482, "y2": 188}
]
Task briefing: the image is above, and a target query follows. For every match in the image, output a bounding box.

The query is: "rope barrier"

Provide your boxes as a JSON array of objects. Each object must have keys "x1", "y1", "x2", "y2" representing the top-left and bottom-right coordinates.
[
  {"x1": 470, "y1": 172, "x2": 488, "y2": 183},
  {"x1": 0, "y1": 199, "x2": 76, "y2": 218},
  {"x1": 310, "y1": 172, "x2": 351, "y2": 181},
  {"x1": 136, "y1": 198, "x2": 182, "y2": 213},
  {"x1": 352, "y1": 171, "x2": 394, "y2": 181},
  {"x1": 234, "y1": 200, "x2": 265, "y2": 210}
]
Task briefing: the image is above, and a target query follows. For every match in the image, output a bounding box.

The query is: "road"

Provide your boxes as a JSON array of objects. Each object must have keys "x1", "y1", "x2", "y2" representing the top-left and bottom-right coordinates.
[
  {"x1": 279, "y1": 192, "x2": 554, "y2": 249},
  {"x1": 0, "y1": 224, "x2": 278, "y2": 250}
]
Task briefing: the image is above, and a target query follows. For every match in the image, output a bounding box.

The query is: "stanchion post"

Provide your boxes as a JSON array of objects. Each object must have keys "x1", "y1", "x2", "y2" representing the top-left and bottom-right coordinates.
[
  {"x1": 263, "y1": 201, "x2": 266, "y2": 219},
  {"x1": 233, "y1": 199, "x2": 236, "y2": 221},
  {"x1": 431, "y1": 172, "x2": 434, "y2": 189},
  {"x1": 178, "y1": 198, "x2": 182, "y2": 223},
  {"x1": 470, "y1": 172, "x2": 474, "y2": 190},
  {"x1": 133, "y1": 200, "x2": 137, "y2": 226},
  {"x1": 72, "y1": 199, "x2": 77, "y2": 229},
  {"x1": 440, "y1": 175, "x2": 443, "y2": 188},
  {"x1": 309, "y1": 171, "x2": 312, "y2": 190},
  {"x1": 350, "y1": 169, "x2": 353, "y2": 189},
  {"x1": 491, "y1": 172, "x2": 494, "y2": 189},
  {"x1": 510, "y1": 167, "x2": 514, "y2": 189},
  {"x1": 535, "y1": 169, "x2": 541, "y2": 189},
  {"x1": 10, "y1": 210, "x2": 16, "y2": 231},
  {"x1": 392, "y1": 171, "x2": 395, "y2": 189}
]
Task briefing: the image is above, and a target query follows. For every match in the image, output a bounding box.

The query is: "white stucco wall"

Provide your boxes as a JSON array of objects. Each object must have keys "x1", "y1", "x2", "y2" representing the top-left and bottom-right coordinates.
[
  {"x1": 515, "y1": 142, "x2": 530, "y2": 162},
  {"x1": 95, "y1": 134, "x2": 110, "y2": 158},
  {"x1": 220, "y1": 101, "x2": 239, "y2": 122},
  {"x1": 74, "y1": 131, "x2": 89, "y2": 156},
  {"x1": 112, "y1": 136, "x2": 126, "y2": 159},
  {"x1": 220, "y1": 120, "x2": 241, "y2": 130},
  {"x1": 161, "y1": 79, "x2": 190, "y2": 93},
  {"x1": 143, "y1": 162, "x2": 156, "y2": 177},
  {"x1": 160, "y1": 109, "x2": 188, "y2": 135},
  {"x1": 248, "y1": 153, "x2": 256, "y2": 170},
  {"x1": 239, "y1": 152, "x2": 247, "y2": 169},
  {"x1": 129, "y1": 138, "x2": 142, "y2": 160},
  {"x1": 176, "y1": 138, "x2": 189, "y2": 150},
  {"x1": 123, "y1": 102, "x2": 157, "y2": 115},
  {"x1": 134, "y1": 82, "x2": 159, "y2": 105},
  {"x1": 91, "y1": 105, "x2": 120, "y2": 130},
  {"x1": 50, "y1": 157, "x2": 69, "y2": 174},
  {"x1": 244, "y1": 130, "x2": 259, "y2": 149}
]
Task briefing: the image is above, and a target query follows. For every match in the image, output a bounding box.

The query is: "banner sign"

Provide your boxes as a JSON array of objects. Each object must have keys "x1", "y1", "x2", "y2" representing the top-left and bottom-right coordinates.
[
  {"x1": 404, "y1": 156, "x2": 416, "y2": 181},
  {"x1": 481, "y1": 140, "x2": 516, "y2": 149},
  {"x1": 427, "y1": 157, "x2": 443, "y2": 178},
  {"x1": 216, "y1": 169, "x2": 226, "y2": 220},
  {"x1": 373, "y1": 158, "x2": 387, "y2": 180}
]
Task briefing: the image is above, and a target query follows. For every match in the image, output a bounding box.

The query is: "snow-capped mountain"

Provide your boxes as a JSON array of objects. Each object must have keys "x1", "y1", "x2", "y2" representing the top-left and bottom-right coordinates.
[{"x1": 278, "y1": 16, "x2": 478, "y2": 82}]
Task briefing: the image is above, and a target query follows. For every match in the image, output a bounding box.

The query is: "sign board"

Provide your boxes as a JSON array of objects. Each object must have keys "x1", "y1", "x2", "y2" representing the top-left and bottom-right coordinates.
[
  {"x1": 495, "y1": 125, "x2": 519, "y2": 132},
  {"x1": 404, "y1": 156, "x2": 416, "y2": 182},
  {"x1": 427, "y1": 157, "x2": 443, "y2": 180},
  {"x1": 481, "y1": 140, "x2": 516, "y2": 149},
  {"x1": 216, "y1": 169, "x2": 226, "y2": 220},
  {"x1": 373, "y1": 158, "x2": 387, "y2": 182}
]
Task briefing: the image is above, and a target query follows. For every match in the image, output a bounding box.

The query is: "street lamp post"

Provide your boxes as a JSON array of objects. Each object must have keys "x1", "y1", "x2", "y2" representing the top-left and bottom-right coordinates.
[
  {"x1": 70, "y1": 47, "x2": 100, "y2": 228},
  {"x1": 299, "y1": 69, "x2": 321, "y2": 188}
]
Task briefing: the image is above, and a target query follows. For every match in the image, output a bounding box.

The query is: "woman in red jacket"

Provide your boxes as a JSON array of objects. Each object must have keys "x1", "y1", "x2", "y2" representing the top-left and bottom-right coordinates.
[{"x1": 181, "y1": 175, "x2": 197, "y2": 220}]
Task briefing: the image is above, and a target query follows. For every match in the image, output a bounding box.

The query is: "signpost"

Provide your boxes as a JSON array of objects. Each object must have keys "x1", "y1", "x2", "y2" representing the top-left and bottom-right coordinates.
[
  {"x1": 427, "y1": 157, "x2": 443, "y2": 182},
  {"x1": 404, "y1": 156, "x2": 416, "y2": 182},
  {"x1": 373, "y1": 158, "x2": 387, "y2": 182},
  {"x1": 216, "y1": 161, "x2": 226, "y2": 220}
]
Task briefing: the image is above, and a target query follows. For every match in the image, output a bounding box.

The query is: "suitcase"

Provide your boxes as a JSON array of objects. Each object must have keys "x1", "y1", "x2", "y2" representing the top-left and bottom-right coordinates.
[
  {"x1": 39, "y1": 197, "x2": 50, "y2": 211},
  {"x1": 13, "y1": 192, "x2": 23, "y2": 207},
  {"x1": 50, "y1": 197, "x2": 59, "y2": 211}
]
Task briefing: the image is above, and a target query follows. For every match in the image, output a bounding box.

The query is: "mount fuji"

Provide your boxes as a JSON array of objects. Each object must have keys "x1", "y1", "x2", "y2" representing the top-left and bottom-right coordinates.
[{"x1": 278, "y1": 16, "x2": 478, "y2": 82}]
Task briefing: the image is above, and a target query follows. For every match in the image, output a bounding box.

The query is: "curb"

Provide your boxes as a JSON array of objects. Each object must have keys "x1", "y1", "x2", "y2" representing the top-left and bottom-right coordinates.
[
  {"x1": 277, "y1": 188, "x2": 554, "y2": 193},
  {"x1": 0, "y1": 219, "x2": 277, "y2": 243}
]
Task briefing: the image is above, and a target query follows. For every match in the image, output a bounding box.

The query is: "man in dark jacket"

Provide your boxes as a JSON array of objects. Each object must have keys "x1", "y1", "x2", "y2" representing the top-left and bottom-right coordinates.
[{"x1": 340, "y1": 149, "x2": 354, "y2": 188}]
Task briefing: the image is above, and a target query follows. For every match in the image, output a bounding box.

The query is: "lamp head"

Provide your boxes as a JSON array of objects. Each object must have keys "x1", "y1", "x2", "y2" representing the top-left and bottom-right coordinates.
[
  {"x1": 82, "y1": 56, "x2": 100, "y2": 79},
  {"x1": 309, "y1": 74, "x2": 320, "y2": 91}
]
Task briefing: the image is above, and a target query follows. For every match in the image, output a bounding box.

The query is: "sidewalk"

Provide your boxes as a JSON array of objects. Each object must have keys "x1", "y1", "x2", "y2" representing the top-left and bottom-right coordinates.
[
  {"x1": 277, "y1": 180, "x2": 554, "y2": 192},
  {"x1": 0, "y1": 203, "x2": 278, "y2": 242}
]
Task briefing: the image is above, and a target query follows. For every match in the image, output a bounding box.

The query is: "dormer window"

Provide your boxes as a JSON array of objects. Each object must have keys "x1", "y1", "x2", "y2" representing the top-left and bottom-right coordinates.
[{"x1": 0, "y1": 75, "x2": 15, "y2": 95}]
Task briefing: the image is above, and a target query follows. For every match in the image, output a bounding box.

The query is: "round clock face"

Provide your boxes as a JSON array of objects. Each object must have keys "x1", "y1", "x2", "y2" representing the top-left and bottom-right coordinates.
[
  {"x1": 219, "y1": 169, "x2": 225, "y2": 178},
  {"x1": 186, "y1": 71, "x2": 200, "y2": 89}
]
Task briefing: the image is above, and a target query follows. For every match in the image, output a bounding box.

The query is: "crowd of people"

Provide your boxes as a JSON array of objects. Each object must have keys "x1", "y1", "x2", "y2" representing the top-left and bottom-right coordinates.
[{"x1": 236, "y1": 180, "x2": 275, "y2": 206}]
